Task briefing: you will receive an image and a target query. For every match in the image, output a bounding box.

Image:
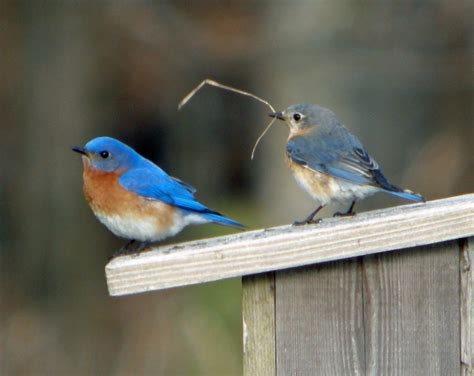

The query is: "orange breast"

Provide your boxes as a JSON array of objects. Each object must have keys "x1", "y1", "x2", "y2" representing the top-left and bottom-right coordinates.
[
  {"x1": 286, "y1": 155, "x2": 338, "y2": 205},
  {"x1": 82, "y1": 159, "x2": 176, "y2": 230}
]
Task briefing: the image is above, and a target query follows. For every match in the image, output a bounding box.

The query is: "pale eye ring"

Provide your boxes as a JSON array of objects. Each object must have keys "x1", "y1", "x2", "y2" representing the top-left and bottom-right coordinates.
[
  {"x1": 99, "y1": 151, "x2": 110, "y2": 159},
  {"x1": 293, "y1": 113, "x2": 302, "y2": 121}
]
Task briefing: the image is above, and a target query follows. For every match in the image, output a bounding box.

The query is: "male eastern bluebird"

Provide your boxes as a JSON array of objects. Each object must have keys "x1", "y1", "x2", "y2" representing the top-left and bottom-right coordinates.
[
  {"x1": 269, "y1": 104, "x2": 425, "y2": 225},
  {"x1": 73, "y1": 137, "x2": 243, "y2": 255}
]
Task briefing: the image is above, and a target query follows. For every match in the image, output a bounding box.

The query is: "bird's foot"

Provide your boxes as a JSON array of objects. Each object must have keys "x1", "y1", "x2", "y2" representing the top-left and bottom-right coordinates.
[
  {"x1": 333, "y1": 211, "x2": 356, "y2": 218},
  {"x1": 110, "y1": 240, "x2": 141, "y2": 259},
  {"x1": 132, "y1": 242, "x2": 151, "y2": 256},
  {"x1": 292, "y1": 218, "x2": 322, "y2": 226}
]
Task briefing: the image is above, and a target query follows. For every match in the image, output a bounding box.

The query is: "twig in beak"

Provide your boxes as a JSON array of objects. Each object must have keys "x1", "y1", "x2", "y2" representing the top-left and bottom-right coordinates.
[{"x1": 178, "y1": 78, "x2": 278, "y2": 160}]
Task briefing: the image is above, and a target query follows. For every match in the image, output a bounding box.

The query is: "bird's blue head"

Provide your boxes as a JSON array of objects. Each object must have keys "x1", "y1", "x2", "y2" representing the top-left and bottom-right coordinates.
[{"x1": 72, "y1": 137, "x2": 140, "y2": 173}]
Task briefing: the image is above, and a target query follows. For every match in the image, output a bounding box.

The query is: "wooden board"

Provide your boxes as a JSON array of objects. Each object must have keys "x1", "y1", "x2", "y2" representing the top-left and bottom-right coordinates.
[
  {"x1": 275, "y1": 259, "x2": 365, "y2": 375},
  {"x1": 106, "y1": 194, "x2": 474, "y2": 296},
  {"x1": 273, "y1": 241, "x2": 461, "y2": 375},
  {"x1": 363, "y1": 241, "x2": 460, "y2": 374},
  {"x1": 242, "y1": 273, "x2": 276, "y2": 376}
]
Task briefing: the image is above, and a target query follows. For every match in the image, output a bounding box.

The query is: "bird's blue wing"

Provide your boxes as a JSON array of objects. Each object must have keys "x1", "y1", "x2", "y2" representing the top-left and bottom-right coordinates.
[
  {"x1": 287, "y1": 127, "x2": 383, "y2": 187},
  {"x1": 287, "y1": 129, "x2": 424, "y2": 202},
  {"x1": 119, "y1": 167, "x2": 211, "y2": 213},
  {"x1": 171, "y1": 176, "x2": 197, "y2": 194},
  {"x1": 119, "y1": 167, "x2": 245, "y2": 226}
]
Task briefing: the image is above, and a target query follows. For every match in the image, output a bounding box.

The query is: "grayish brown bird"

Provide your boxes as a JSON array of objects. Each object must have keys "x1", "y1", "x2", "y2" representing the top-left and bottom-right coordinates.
[{"x1": 270, "y1": 104, "x2": 425, "y2": 224}]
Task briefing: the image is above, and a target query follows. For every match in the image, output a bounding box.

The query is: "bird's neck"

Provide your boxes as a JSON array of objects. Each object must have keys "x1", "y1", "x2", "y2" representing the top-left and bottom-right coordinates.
[
  {"x1": 82, "y1": 161, "x2": 127, "y2": 209},
  {"x1": 82, "y1": 158, "x2": 127, "y2": 177},
  {"x1": 288, "y1": 126, "x2": 314, "y2": 139}
]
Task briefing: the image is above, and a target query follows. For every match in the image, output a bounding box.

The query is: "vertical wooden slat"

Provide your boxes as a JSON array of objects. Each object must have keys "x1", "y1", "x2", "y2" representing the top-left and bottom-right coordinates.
[
  {"x1": 275, "y1": 259, "x2": 365, "y2": 376},
  {"x1": 461, "y1": 237, "x2": 474, "y2": 376},
  {"x1": 242, "y1": 273, "x2": 276, "y2": 376},
  {"x1": 363, "y1": 241, "x2": 460, "y2": 375}
]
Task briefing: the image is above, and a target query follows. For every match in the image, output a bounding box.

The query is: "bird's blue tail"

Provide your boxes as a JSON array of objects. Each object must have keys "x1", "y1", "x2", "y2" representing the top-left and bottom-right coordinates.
[
  {"x1": 202, "y1": 212, "x2": 245, "y2": 228},
  {"x1": 384, "y1": 188, "x2": 425, "y2": 202}
]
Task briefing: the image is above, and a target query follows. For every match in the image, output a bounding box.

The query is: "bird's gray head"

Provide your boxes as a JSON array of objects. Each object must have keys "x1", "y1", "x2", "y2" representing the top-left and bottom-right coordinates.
[
  {"x1": 269, "y1": 103, "x2": 338, "y2": 135},
  {"x1": 72, "y1": 136, "x2": 141, "y2": 173}
]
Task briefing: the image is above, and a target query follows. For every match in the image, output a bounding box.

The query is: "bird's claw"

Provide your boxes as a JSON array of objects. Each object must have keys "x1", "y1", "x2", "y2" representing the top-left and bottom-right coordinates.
[
  {"x1": 110, "y1": 240, "x2": 144, "y2": 259},
  {"x1": 333, "y1": 211, "x2": 356, "y2": 218},
  {"x1": 292, "y1": 218, "x2": 322, "y2": 226}
]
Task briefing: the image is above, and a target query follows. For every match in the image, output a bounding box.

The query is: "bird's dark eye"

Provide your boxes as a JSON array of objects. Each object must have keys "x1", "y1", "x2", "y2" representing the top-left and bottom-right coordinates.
[
  {"x1": 293, "y1": 113, "x2": 302, "y2": 121},
  {"x1": 99, "y1": 151, "x2": 110, "y2": 159}
]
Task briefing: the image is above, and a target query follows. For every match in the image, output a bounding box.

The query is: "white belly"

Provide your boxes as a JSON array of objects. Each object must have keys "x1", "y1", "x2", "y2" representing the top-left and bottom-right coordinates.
[{"x1": 94, "y1": 211, "x2": 210, "y2": 242}]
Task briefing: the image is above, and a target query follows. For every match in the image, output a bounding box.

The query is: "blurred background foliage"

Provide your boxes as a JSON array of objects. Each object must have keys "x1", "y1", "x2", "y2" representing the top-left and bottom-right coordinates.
[{"x1": 0, "y1": 1, "x2": 472, "y2": 375}]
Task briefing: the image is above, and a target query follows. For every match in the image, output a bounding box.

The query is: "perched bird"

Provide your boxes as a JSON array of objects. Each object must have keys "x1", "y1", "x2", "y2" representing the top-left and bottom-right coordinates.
[
  {"x1": 73, "y1": 137, "x2": 243, "y2": 255},
  {"x1": 269, "y1": 104, "x2": 425, "y2": 225}
]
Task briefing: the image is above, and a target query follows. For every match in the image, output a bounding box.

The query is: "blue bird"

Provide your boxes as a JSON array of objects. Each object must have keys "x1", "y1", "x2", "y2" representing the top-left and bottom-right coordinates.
[
  {"x1": 269, "y1": 104, "x2": 425, "y2": 225},
  {"x1": 73, "y1": 137, "x2": 243, "y2": 255}
]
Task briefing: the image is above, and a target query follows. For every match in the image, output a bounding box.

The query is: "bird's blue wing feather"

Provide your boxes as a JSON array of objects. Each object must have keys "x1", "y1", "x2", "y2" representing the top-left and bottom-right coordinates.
[
  {"x1": 287, "y1": 132, "x2": 374, "y2": 186},
  {"x1": 171, "y1": 176, "x2": 197, "y2": 194},
  {"x1": 119, "y1": 167, "x2": 210, "y2": 213},
  {"x1": 324, "y1": 165, "x2": 369, "y2": 185},
  {"x1": 119, "y1": 167, "x2": 244, "y2": 226},
  {"x1": 287, "y1": 127, "x2": 389, "y2": 188},
  {"x1": 287, "y1": 128, "x2": 424, "y2": 202}
]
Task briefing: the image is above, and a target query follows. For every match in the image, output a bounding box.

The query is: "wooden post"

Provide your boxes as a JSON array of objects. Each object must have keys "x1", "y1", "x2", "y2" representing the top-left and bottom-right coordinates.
[{"x1": 105, "y1": 194, "x2": 474, "y2": 374}]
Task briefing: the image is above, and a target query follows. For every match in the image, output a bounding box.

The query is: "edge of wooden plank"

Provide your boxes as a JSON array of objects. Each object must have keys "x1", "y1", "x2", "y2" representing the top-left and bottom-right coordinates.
[
  {"x1": 461, "y1": 237, "x2": 474, "y2": 375},
  {"x1": 106, "y1": 194, "x2": 474, "y2": 296},
  {"x1": 242, "y1": 273, "x2": 276, "y2": 376}
]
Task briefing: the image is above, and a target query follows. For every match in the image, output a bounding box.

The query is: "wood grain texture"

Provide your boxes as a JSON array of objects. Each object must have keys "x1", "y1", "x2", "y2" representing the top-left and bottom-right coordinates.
[
  {"x1": 275, "y1": 260, "x2": 365, "y2": 376},
  {"x1": 242, "y1": 273, "x2": 275, "y2": 376},
  {"x1": 363, "y1": 241, "x2": 460, "y2": 375},
  {"x1": 106, "y1": 194, "x2": 474, "y2": 296},
  {"x1": 461, "y1": 237, "x2": 474, "y2": 376}
]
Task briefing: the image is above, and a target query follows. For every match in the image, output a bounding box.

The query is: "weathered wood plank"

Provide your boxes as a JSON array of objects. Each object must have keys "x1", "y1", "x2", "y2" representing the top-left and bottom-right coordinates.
[
  {"x1": 106, "y1": 194, "x2": 474, "y2": 296},
  {"x1": 363, "y1": 241, "x2": 460, "y2": 375},
  {"x1": 275, "y1": 260, "x2": 365, "y2": 375},
  {"x1": 242, "y1": 273, "x2": 276, "y2": 376},
  {"x1": 461, "y1": 237, "x2": 474, "y2": 376}
]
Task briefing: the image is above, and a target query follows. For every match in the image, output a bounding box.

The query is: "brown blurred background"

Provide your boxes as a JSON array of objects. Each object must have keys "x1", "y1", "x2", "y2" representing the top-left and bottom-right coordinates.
[{"x1": 0, "y1": 1, "x2": 472, "y2": 375}]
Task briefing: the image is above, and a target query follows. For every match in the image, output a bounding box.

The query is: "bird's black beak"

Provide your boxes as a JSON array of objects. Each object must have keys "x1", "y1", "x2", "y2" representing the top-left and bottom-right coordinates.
[
  {"x1": 72, "y1": 146, "x2": 87, "y2": 156},
  {"x1": 269, "y1": 111, "x2": 285, "y2": 121}
]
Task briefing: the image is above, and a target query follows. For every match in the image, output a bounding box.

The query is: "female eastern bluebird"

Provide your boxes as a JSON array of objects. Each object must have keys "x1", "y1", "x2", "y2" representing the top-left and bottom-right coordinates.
[
  {"x1": 269, "y1": 104, "x2": 425, "y2": 225},
  {"x1": 73, "y1": 137, "x2": 243, "y2": 255}
]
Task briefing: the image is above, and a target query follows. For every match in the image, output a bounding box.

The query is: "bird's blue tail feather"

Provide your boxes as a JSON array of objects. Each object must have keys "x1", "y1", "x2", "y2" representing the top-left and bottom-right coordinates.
[
  {"x1": 202, "y1": 212, "x2": 245, "y2": 228},
  {"x1": 384, "y1": 189, "x2": 425, "y2": 202}
]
